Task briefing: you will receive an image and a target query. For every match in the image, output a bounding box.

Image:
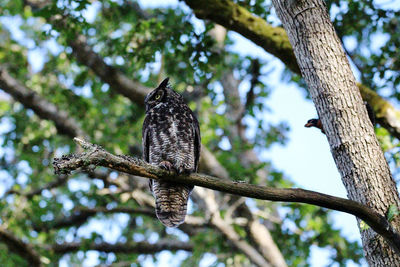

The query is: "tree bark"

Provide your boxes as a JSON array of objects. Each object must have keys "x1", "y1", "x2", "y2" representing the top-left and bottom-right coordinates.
[{"x1": 270, "y1": 0, "x2": 400, "y2": 265}]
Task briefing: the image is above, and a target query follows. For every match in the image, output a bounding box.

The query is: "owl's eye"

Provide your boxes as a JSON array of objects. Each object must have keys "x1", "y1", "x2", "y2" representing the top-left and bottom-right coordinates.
[{"x1": 154, "y1": 91, "x2": 163, "y2": 100}]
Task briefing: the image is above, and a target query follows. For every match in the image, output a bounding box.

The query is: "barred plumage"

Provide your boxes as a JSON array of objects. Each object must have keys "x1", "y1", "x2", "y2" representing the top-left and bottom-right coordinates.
[{"x1": 142, "y1": 78, "x2": 201, "y2": 227}]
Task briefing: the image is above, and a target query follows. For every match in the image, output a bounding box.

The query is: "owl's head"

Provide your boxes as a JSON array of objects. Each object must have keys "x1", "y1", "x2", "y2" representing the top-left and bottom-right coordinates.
[{"x1": 144, "y1": 77, "x2": 174, "y2": 112}]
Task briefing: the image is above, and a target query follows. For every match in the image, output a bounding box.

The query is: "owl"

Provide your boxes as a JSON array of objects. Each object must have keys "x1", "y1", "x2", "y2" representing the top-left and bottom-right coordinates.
[{"x1": 142, "y1": 77, "x2": 201, "y2": 227}]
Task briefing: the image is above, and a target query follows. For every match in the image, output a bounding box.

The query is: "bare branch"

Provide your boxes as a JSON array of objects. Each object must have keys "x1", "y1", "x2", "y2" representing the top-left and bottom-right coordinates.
[
  {"x1": 0, "y1": 227, "x2": 42, "y2": 267},
  {"x1": 53, "y1": 137, "x2": 400, "y2": 254}
]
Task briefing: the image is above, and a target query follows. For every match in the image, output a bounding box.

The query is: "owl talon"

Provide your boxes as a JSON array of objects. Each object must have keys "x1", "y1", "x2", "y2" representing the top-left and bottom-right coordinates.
[
  {"x1": 159, "y1": 161, "x2": 174, "y2": 172},
  {"x1": 176, "y1": 167, "x2": 191, "y2": 175}
]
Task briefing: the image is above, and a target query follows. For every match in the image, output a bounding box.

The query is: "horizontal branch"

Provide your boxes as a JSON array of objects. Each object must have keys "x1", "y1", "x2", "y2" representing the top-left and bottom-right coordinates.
[
  {"x1": 48, "y1": 239, "x2": 193, "y2": 254},
  {"x1": 54, "y1": 138, "x2": 400, "y2": 254}
]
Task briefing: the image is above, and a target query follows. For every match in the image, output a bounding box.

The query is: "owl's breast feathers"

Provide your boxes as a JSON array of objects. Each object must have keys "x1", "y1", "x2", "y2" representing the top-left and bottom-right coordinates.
[{"x1": 144, "y1": 101, "x2": 200, "y2": 173}]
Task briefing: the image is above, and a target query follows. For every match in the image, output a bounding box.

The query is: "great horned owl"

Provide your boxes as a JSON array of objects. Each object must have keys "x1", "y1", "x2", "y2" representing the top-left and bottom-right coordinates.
[{"x1": 142, "y1": 78, "x2": 201, "y2": 227}]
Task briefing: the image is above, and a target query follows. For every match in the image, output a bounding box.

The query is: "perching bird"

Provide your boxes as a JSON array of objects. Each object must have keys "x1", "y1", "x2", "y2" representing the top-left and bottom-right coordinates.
[
  {"x1": 304, "y1": 118, "x2": 325, "y2": 133},
  {"x1": 142, "y1": 77, "x2": 201, "y2": 227},
  {"x1": 305, "y1": 102, "x2": 375, "y2": 134}
]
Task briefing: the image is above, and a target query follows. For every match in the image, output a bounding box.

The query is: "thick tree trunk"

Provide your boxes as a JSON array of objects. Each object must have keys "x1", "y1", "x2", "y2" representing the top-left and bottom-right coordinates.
[{"x1": 271, "y1": 0, "x2": 400, "y2": 265}]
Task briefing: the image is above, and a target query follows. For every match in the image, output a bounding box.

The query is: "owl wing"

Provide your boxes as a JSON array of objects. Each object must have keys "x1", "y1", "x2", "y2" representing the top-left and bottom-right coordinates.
[
  {"x1": 192, "y1": 114, "x2": 201, "y2": 172},
  {"x1": 142, "y1": 115, "x2": 150, "y2": 162},
  {"x1": 142, "y1": 115, "x2": 153, "y2": 191}
]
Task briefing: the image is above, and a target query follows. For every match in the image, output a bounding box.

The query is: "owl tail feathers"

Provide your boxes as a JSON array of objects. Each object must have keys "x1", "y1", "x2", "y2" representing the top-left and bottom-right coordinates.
[{"x1": 152, "y1": 181, "x2": 192, "y2": 228}]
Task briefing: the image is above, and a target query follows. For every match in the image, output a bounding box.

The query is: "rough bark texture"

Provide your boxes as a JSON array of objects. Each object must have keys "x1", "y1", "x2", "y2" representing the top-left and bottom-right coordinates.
[{"x1": 271, "y1": 0, "x2": 400, "y2": 265}]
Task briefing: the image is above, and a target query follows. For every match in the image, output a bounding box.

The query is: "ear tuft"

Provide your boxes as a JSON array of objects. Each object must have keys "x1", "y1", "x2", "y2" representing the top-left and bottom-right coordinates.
[{"x1": 158, "y1": 77, "x2": 170, "y2": 89}]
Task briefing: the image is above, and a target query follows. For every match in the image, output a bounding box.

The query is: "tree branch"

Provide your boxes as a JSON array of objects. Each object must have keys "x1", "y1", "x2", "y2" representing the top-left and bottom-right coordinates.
[
  {"x1": 48, "y1": 240, "x2": 193, "y2": 254},
  {"x1": 185, "y1": 0, "x2": 298, "y2": 73},
  {"x1": 0, "y1": 66, "x2": 86, "y2": 138},
  {"x1": 33, "y1": 207, "x2": 156, "y2": 232},
  {"x1": 0, "y1": 227, "x2": 42, "y2": 267},
  {"x1": 24, "y1": 0, "x2": 151, "y2": 107},
  {"x1": 183, "y1": 0, "x2": 400, "y2": 140},
  {"x1": 68, "y1": 35, "x2": 150, "y2": 107},
  {"x1": 221, "y1": 70, "x2": 287, "y2": 267},
  {"x1": 54, "y1": 137, "x2": 400, "y2": 254}
]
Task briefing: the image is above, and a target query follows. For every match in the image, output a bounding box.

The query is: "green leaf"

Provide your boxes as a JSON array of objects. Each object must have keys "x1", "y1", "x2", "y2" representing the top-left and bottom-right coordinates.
[
  {"x1": 387, "y1": 204, "x2": 400, "y2": 222},
  {"x1": 359, "y1": 220, "x2": 370, "y2": 231}
]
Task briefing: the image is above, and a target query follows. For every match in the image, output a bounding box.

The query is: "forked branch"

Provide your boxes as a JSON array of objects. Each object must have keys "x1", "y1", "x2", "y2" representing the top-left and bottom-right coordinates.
[{"x1": 54, "y1": 138, "x2": 400, "y2": 254}]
